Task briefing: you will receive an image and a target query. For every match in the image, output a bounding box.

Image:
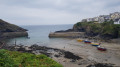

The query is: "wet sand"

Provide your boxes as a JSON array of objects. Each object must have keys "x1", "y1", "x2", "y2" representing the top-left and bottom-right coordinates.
[
  {"x1": 48, "y1": 39, "x2": 120, "y2": 67},
  {"x1": 2, "y1": 38, "x2": 120, "y2": 67}
]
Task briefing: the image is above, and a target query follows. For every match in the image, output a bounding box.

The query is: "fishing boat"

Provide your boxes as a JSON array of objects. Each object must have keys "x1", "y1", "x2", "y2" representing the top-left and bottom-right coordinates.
[
  {"x1": 91, "y1": 43, "x2": 100, "y2": 46},
  {"x1": 84, "y1": 40, "x2": 91, "y2": 43},
  {"x1": 97, "y1": 46, "x2": 107, "y2": 51},
  {"x1": 77, "y1": 39, "x2": 83, "y2": 42}
]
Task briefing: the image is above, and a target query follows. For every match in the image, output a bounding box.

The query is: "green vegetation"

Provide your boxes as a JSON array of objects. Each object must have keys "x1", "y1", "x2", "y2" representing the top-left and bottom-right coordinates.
[
  {"x1": 0, "y1": 49, "x2": 63, "y2": 67},
  {"x1": 73, "y1": 20, "x2": 120, "y2": 38}
]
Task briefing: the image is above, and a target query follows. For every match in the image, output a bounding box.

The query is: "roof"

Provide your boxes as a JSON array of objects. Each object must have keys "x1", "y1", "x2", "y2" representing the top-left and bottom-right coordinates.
[{"x1": 114, "y1": 19, "x2": 120, "y2": 22}]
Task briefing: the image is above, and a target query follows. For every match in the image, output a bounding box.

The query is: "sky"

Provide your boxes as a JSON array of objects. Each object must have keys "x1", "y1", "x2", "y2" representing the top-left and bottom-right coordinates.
[{"x1": 0, "y1": 0, "x2": 120, "y2": 25}]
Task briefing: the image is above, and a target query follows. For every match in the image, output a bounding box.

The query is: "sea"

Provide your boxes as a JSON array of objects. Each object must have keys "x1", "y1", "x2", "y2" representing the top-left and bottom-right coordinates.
[{"x1": 6, "y1": 24, "x2": 73, "y2": 46}]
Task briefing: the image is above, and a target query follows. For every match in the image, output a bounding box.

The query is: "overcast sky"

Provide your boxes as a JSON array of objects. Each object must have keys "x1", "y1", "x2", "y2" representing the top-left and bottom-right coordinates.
[{"x1": 0, "y1": 0, "x2": 120, "y2": 25}]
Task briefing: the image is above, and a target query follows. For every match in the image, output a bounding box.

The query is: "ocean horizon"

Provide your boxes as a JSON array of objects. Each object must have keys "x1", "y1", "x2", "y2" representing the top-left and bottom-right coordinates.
[{"x1": 6, "y1": 24, "x2": 73, "y2": 46}]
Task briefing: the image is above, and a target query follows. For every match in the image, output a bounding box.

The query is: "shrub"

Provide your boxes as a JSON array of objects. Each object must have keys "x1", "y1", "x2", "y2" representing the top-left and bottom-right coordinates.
[{"x1": 0, "y1": 49, "x2": 63, "y2": 67}]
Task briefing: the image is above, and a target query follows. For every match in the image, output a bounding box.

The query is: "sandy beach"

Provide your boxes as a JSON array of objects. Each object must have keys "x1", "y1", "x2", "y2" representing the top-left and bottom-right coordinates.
[
  {"x1": 2, "y1": 38, "x2": 120, "y2": 67},
  {"x1": 48, "y1": 38, "x2": 120, "y2": 67}
]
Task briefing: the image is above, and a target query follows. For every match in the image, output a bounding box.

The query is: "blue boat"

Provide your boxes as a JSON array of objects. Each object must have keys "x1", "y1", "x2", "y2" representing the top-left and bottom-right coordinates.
[
  {"x1": 84, "y1": 40, "x2": 91, "y2": 43},
  {"x1": 92, "y1": 44, "x2": 99, "y2": 46}
]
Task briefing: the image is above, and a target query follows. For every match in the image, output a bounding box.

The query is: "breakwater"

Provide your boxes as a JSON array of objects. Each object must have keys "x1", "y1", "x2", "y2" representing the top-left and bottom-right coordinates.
[
  {"x1": 49, "y1": 32, "x2": 85, "y2": 38},
  {"x1": 0, "y1": 32, "x2": 28, "y2": 38}
]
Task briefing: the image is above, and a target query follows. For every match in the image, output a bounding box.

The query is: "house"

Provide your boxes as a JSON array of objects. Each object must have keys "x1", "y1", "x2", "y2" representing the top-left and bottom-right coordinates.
[
  {"x1": 110, "y1": 12, "x2": 120, "y2": 20},
  {"x1": 98, "y1": 16, "x2": 105, "y2": 23},
  {"x1": 93, "y1": 17, "x2": 99, "y2": 21},
  {"x1": 86, "y1": 18, "x2": 94, "y2": 22},
  {"x1": 81, "y1": 19, "x2": 87, "y2": 22},
  {"x1": 114, "y1": 19, "x2": 120, "y2": 24},
  {"x1": 80, "y1": 12, "x2": 120, "y2": 24},
  {"x1": 104, "y1": 15, "x2": 111, "y2": 20}
]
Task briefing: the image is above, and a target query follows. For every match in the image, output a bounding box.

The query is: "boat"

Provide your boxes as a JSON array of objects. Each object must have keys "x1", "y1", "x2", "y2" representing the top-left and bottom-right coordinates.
[
  {"x1": 84, "y1": 40, "x2": 91, "y2": 43},
  {"x1": 97, "y1": 46, "x2": 107, "y2": 51},
  {"x1": 91, "y1": 43, "x2": 100, "y2": 46},
  {"x1": 92, "y1": 44, "x2": 99, "y2": 46},
  {"x1": 77, "y1": 39, "x2": 83, "y2": 42}
]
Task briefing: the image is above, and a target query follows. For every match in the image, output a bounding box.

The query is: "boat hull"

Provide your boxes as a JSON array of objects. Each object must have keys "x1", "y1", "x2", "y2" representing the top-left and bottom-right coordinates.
[
  {"x1": 92, "y1": 45, "x2": 99, "y2": 46},
  {"x1": 91, "y1": 43, "x2": 100, "y2": 46},
  {"x1": 77, "y1": 39, "x2": 83, "y2": 42},
  {"x1": 97, "y1": 47, "x2": 107, "y2": 51},
  {"x1": 84, "y1": 41, "x2": 91, "y2": 43}
]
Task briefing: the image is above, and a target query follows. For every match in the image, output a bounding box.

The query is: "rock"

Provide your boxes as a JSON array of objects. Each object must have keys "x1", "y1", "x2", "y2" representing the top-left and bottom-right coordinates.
[
  {"x1": 87, "y1": 63, "x2": 114, "y2": 67},
  {"x1": 54, "y1": 54, "x2": 60, "y2": 57},
  {"x1": 55, "y1": 29, "x2": 74, "y2": 33},
  {"x1": 17, "y1": 47, "x2": 26, "y2": 51},
  {"x1": 70, "y1": 59, "x2": 76, "y2": 62},
  {"x1": 0, "y1": 19, "x2": 28, "y2": 39},
  {"x1": 64, "y1": 51, "x2": 82, "y2": 60}
]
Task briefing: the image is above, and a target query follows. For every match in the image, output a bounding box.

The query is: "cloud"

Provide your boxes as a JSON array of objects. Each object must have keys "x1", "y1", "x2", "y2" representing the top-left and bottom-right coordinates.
[{"x1": 0, "y1": 0, "x2": 120, "y2": 25}]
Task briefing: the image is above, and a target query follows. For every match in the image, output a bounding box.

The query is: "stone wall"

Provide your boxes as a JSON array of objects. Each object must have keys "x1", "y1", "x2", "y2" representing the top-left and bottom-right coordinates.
[
  {"x1": 0, "y1": 31, "x2": 28, "y2": 38},
  {"x1": 49, "y1": 32, "x2": 85, "y2": 38}
]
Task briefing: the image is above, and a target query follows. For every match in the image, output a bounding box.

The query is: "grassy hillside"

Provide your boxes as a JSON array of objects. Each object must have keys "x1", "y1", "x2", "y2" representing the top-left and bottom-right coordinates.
[
  {"x1": 0, "y1": 49, "x2": 63, "y2": 67},
  {"x1": 73, "y1": 20, "x2": 120, "y2": 39},
  {"x1": 0, "y1": 19, "x2": 27, "y2": 32}
]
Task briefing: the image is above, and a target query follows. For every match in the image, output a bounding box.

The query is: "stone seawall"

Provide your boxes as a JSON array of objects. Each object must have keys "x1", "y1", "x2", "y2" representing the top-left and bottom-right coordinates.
[
  {"x1": 49, "y1": 32, "x2": 85, "y2": 38},
  {"x1": 0, "y1": 32, "x2": 28, "y2": 38}
]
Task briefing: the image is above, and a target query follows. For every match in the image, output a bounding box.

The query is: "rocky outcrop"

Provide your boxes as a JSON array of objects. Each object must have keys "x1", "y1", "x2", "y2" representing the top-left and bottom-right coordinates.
[
  {"x1": 50, "y1": 21, "x2": 120, "y2": 41},
  {"x1": 55, "y1": 29, "x2": 74, "y2": 33},
  {"x1": 0, "y1": 19, "x2": 27, "y2": 32},
  {"x1": 73, "y1": 21, "x2": 120, "y2": 39},
  {"x1": 72, "y1": 12, "x2": 120, "y2": 39},
  {"x1": 0, "y1": 19, "x2": 28, "y2": 39},
  {"x1": 49, "y1": 12, "x2": 120, "y2": 39}
]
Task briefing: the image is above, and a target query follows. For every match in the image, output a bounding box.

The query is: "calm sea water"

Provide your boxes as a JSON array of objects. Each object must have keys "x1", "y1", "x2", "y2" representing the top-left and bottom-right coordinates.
[{"x1": 6, "y1": 24, "x2": 73, "y2": 46}]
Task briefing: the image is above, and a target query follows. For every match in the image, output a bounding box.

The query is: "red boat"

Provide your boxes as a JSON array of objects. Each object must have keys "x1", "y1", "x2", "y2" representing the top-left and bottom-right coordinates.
[{"x1": 97, "y1": 47, "x2": 107, "y2": 51}]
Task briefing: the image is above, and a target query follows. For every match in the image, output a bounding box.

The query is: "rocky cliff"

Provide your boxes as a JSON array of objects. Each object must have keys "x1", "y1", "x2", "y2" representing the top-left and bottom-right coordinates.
[
  {"x1": 0, "y1": 19, "x2": 28, "y2": 39},
  {"x1": 73, "y1": 20, "x2": 120, "y2": 39}
]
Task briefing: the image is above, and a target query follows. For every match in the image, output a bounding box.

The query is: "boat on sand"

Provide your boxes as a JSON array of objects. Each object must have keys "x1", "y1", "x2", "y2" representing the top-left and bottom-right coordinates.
[
  {"x1": 77, "y1": 39, "x2": 83, "y2": 42},
  {"x1": 97, "y1": 46, "x2": 107, "y2": 51},
  {"x1": 84, "y1": 40, "x2": 91, "y2": 43},
  {"x1": 91, "y1": 43, "x2": 100, "y2": 46}
]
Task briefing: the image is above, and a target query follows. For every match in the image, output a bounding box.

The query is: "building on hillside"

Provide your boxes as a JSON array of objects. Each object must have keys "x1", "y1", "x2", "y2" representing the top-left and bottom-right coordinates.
[
  {"x1": 80, "y1": 12, "x2": 120, "y2": 23},
  {"x1": 104, "y1": 15, "x2": 111, "y2": 20},
  {"x1": 98, "y1": 15, "x2": 111, "y2": 23},
  {"x1": 98, "y1": 15, "x2": 105, "y2": 23},
  {"x1": 93, "y1": 17, "x2": 99, "y2": 21},
  {"x1": 81, "y1": 19, "x2": 87, "y2": 22},
  {"x1": 110, "y1": 12, "x2": 120, "y2": 20},
  {"x1": 86, "y1": 18, "x2": 94, "y2": 22},
  {"x1": 114, "y1": 19, "x2": 120, "y2": 24}
]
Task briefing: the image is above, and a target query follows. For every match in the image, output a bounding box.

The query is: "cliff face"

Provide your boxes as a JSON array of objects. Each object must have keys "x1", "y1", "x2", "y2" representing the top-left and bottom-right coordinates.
[
  {"x1": 0, "y1": 19, "x2": 28, "y2": 38},
  {"x1": 73, "y1": 21, "x2": 120, "y2": 39},
  {"x1": 0, "y1": 19, "x2": 27, "y2": 32}
]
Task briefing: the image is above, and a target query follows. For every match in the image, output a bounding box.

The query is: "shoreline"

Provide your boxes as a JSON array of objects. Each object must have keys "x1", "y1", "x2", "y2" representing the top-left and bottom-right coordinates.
[
  {"x1": 49, "y1": 38, "x2": 120, "y2": 67},
  {"x1": 49, "y1": 32, "x2": 120, "y2": 44},
  {"x1": 1, "y1": 38, "x2": 120, "y2": 67}
]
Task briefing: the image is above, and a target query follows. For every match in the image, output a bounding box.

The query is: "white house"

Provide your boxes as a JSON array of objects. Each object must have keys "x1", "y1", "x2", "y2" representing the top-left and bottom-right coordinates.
[
  {"x1": 93, "y1": 17, "x2": 99, "y2": 21},
  {"x1": 114, "y1": 19, "x2": 120, "y2": 24},
  {"x1": 86, "y1": 18, "x2": 94, "y2": 22},
  {"x1": 98, "y1": 17, "x2": 105, "y2": 23},
  {"x1": 110, "y1": 12, "x2": 120, "y2": 20}
]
